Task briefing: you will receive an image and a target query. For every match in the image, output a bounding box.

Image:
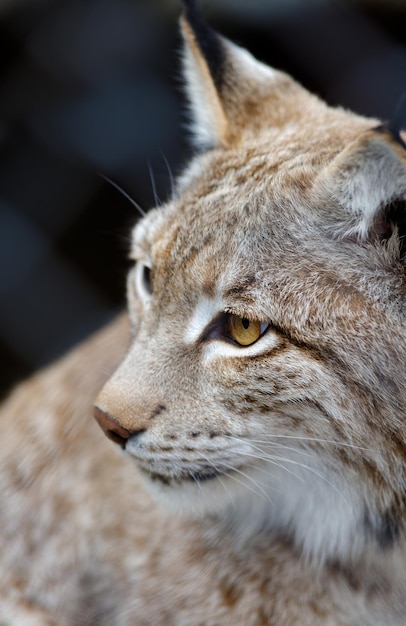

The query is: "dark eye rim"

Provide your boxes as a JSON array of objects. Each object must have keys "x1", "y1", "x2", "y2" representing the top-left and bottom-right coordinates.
[
  {"x1": 142, "y1": 264, "x2": 153, "y2": 294},
  {"x1": 201, "y1": 312, "x2": 269, "y2": 347}
]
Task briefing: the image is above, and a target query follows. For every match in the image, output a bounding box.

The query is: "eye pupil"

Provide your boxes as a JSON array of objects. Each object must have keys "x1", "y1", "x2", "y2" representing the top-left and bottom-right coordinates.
[{"x1": 227, "y1": 314, "x2": 266, "y2": 347}]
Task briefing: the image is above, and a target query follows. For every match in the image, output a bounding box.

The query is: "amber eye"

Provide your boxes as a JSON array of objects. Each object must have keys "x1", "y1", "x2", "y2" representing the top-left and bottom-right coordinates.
[{"x1": 228, "y1": 315, "x2": 265, "y2": 346}]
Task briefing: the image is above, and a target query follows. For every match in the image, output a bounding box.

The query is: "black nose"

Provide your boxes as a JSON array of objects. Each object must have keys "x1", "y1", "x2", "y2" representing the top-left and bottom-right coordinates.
[{"x1": 93, "y1": 405, "x2": 133, "y2": 448}]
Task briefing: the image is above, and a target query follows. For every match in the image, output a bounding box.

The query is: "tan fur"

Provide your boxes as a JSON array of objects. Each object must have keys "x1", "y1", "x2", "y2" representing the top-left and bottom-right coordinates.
[{"x1": 1, "y1": 8, "x2": 406, "y2": 625}]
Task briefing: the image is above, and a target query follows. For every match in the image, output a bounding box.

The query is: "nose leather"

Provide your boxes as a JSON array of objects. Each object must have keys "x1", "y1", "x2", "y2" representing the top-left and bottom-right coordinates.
[{"x1": 93, "y1": 405, "x2": 133, "y2": 448}]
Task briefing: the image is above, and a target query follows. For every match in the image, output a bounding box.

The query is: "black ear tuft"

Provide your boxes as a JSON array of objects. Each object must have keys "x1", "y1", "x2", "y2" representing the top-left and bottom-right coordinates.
[
  {"x1": 180, "y1": 0, "x2": 198, "y2": 13},
  {"x1": 180, "y1": 0, "x2": 225, "y2": 89},
  {"x1": 377, "y1": 91, "x2": 406, "y2": 150},
  {"x1": 179, "y1": 0, "x2": 290, "y2": 149}
]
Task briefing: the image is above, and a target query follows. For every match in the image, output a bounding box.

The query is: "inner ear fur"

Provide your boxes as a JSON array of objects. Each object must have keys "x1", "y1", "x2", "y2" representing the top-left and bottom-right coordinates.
[
  {"x1": 386, "y1": 197, "x2": 406, "y2": 259},
  {"x1": 315, "y1": 129, "x2": 406, "y2": 256}
]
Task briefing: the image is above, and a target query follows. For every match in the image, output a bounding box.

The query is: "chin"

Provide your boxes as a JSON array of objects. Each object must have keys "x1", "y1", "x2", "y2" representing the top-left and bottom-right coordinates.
[{"x1": 135, "y1": 463, "x2": 264, "y2": 520}]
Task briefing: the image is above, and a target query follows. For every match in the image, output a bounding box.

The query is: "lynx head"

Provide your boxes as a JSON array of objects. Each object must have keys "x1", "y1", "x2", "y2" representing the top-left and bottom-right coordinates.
[{"x1": 94, "y1": 1, "x2": 406, "y2": 565}]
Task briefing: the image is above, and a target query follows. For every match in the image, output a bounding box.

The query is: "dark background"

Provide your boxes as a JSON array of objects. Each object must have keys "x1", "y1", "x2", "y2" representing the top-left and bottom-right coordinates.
[{"x1": 0, "y1": 0, "x2": 405, "y2": 397}]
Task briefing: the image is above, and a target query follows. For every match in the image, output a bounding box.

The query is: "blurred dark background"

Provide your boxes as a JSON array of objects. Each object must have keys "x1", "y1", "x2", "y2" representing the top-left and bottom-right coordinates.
[{"x1": 0, "y1": 0, "x2": 405, "y2": 398}]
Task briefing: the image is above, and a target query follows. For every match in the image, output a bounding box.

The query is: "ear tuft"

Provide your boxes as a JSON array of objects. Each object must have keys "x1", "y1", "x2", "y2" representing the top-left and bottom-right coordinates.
[
  {"x1": 385, "y1": 90, "x2": 406, "y2": 150},
  {"x1": 180, "y1": 0, "x2": 225, "y2": 90},
  {"x1": 179, "y1": 1, "x2": 297, "y2": 151},
  {"x1": 180, "y1": 2, "x2": 228, "y2": 149}
]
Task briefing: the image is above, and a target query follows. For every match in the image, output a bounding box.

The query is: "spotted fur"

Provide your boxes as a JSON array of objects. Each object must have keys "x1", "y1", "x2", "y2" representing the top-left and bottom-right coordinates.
[{"x1": 1, "y1": 4, "x2": 406, "y2": 625}]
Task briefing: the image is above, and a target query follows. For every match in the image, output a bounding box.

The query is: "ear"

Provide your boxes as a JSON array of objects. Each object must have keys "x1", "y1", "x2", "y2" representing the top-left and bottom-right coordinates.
[
  {"x1": 316, "y1": 129, "x2": 406, "y2": 255},
  {"x1": 180, "y1": 0, "x2": 297, "y2": 150}
]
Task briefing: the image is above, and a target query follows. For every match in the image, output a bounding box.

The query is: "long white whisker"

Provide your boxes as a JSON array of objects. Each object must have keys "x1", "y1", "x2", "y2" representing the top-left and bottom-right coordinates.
[
  {"x1": 225, "y1": 449, "x2": 305, "y2": 483},
  {"x1": 268, "y1": 455, "x2": 350, "y2": 507},
  {"x1": 160, "y1": 150, "x2": 175, "y2": 199},
  {"x1": 199, "y1": 453, "x2": 235, "y2": 508},
  {"x1": 100, "y1": 174, "x2": 146, "y2": 217},
  {"x1": 225, "y1": 472, "x2": 271, "y2": 504},
  {"x1": 220, "y1": 462, "x2": 273, "y2": 504},
  {"x1": 246, "y1": 439, "x2": 313, "y2": 459},
  {"x1": 221, "y1": 445, "x2": 349, "y2": 506},
  {"x1": 223, "y1": 435, "x2": 315, "y2": 464},
  {"x1": 147, "y1": 160, "x2": 160, "y2": 206},
  {"x1": 191, "y1": 473, "x2": 204, "y2": 497},
  {"x1": 223, "y1": 433, "x2": 372, "y2": 452}
]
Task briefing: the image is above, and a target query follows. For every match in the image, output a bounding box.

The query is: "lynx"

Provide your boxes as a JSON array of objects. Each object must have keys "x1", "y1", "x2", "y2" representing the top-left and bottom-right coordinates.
[{"x1": 1, "y1": 1, "x2": 406, "y2": 624}]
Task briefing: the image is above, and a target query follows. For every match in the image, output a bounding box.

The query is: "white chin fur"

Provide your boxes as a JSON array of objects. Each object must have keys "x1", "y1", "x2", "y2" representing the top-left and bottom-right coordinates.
[{"x1": 135, "y1": 455, "x2": 367, "y2": 565}]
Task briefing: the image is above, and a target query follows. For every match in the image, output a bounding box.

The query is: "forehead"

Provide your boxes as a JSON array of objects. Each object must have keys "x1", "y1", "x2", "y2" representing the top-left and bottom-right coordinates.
[
  {"x1": 130, "y1": 153, "x2": 319, "y2": 318},
  {"x1": 131, "y1": 104, "x2": 373, "y2": 258},
  {"x1": 131, "y1": 97, "x2": 374, "y2": 268},
  {"x1": 129, "y1": 115, "x2": 372, "y2": 307},
  {"x1": 134, "y1": 147, "x2": 315, "y2": 256}
]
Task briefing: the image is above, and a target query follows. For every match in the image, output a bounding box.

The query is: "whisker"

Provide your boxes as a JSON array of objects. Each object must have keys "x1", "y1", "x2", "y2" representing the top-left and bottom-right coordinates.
[
  {"x1": 221, "y1": 445, "x2": 349, "y2": 506},
  {"x1": 100, "y1": 173, "x2": 146, "y2": 217},
  {"x1": 232, "y1": 460, "x2": 284, "y2": 489},
  {"x1": 160, "y1": 150, "x2": 175, "y2": 199},
  {"x1": 223, "y1": 433, "x2": 372, "y2": 452},
  {"x1": 242, "y1": 438, "x2": 314, "y2": 459},
  {"x1": 225, "y1": 449, "x2": 305, "y2": 483},
  {"x1": 268, "y1": 455, "x2": 351, "y2": 507},
  {"x1": 191, "y1": 472, "x2": 204, "y2": 497},
  {"x1": 220, "y1": 462, "x2": 273, "y2": 504},
  {"x1": 147, "y1": 160, "x2": 160, "y2": 206},
  {"x1": 225, "y1": 472, "x2": 271, "y2": 504},
  {"x1": 199, "y1": 453, "x2": 235, "y2": 508}
]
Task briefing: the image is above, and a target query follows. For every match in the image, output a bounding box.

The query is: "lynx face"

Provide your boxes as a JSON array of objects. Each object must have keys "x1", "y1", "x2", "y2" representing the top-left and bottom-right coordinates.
[{"x1": 95, "y1": 6, "x2": 406, "y2": 564}]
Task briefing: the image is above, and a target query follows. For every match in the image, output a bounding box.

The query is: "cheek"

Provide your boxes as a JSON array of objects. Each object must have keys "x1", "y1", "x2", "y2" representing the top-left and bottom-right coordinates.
[
  {"x1": 206, "y1": 349, "x2": 320, "y2": 411},
  {"x1": 206, "y1": 356, "x2": 248, "y2": 389}
]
